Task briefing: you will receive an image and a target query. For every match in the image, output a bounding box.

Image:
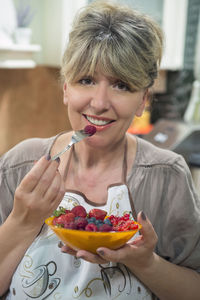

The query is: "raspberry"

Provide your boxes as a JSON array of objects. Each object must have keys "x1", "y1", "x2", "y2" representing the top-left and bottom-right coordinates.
[
  {"x1": 84, "y1": 125, "x2": 96, "y2": 136},
  {"x1": 117, "y1": 220, "x2": 138, "y2": 231},
  {"x1": 109, "y1": 215, "x2": 115, "y2": 219},
  {"x1": 85, "y1": 223, "x2": 98, "y2": 232},
  {"x1": 121, "y1": 213, "x2": 130, "y2": 221},
  {"x1": 98, "y1": 224, "x2": 113, "y2": 232},
  {"x1": 71, "y1": 205, "x2": 87, "y2": 218},
  {"x1": 64, "y1": 222, "x2": 78, "y2": 229},
  {"x1": 89, "y1": 209, "x2": 107, "y2": 221},
  {"x1": 129, "y1": 223, "x2": 139, "y2": 230},
  {"x1": 109, "y1": 217, "x2": 119, "y2": 226},
  {"x1": 75, "y1": 217, "x2": 88, "y2": 229},
  {"x1": 52, "y1": 206, "x2": 139, "y2": 233}
]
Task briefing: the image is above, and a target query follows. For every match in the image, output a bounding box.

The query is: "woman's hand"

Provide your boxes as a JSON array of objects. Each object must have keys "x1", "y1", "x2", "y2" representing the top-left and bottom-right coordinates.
[
  {"x1": 60, "y1": 211, "x2": 158, "y2": 270},
  {"x1": 10, "y1": 155, "x2": 65, "y2": 232}
]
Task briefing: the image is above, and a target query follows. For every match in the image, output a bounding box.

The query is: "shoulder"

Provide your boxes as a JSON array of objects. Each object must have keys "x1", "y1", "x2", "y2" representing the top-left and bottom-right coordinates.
[
  {"x1": 0, "y1": 135, "x2": 58, "y2": 171},
  {"x1": 135, "y1": 136, "x2": 187, "y2": 171},
  {"x1": 128, "y1": 137, "x2": 200, "y2": 270},
  {"x1": 127, "y1": 136, "x2": 194, "y2": 207}
]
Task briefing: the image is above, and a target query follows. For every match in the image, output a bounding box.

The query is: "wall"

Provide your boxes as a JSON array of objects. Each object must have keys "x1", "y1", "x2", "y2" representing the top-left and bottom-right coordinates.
[{"x1": 0, "y1": 66, "x2": 71, "y2": 155}]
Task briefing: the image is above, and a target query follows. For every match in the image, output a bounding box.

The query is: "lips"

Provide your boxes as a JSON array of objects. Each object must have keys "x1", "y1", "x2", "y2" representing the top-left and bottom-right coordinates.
[{"x1": 83, "y1": 114, "x2": 115, "y2": 126}]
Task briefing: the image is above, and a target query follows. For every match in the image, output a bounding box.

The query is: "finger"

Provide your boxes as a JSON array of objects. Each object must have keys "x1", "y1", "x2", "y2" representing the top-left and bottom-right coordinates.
[
  {"x1": 61, "y1": 245, "x2": 77, "y2": 256},
  {"x1": 47, "y1": 177, "x2": 65, "y2": 212},
  {"x1": 96, "y1": 244, "x2": 130, "y2": 263},
  {"x1": 20, "y1": 155, "x2": 51, "y2": 192},
  {"x1": 76, "y1": 250, "x2": 108, "y2": 264},
  {"x1": 34, "y1": 158, "x2": 61, "y2": 196},
  {"x1": 128, "y1": 235, "x2": 144, "y2": 246},
  {"x1": 137, "y1": 211, "x2": 157, "y2": 247}
]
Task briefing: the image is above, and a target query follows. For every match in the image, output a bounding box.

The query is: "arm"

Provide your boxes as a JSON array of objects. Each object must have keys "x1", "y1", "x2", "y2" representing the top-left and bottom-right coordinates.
[
  {"x1": 0, "y1": 156, "x2": 65, "y2": 296},
  {"x1": 60, "y1": 154, "x2": 200, "y2": 299},
  {"x1": 69, "y1": 212, "x2": 200, "y2": 300},
  {"x1": 118, "y1": 212, "x2": 200, "y2": 300}
]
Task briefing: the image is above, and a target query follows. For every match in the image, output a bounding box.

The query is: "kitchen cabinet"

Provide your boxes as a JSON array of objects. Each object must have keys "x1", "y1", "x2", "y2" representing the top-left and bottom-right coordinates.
[
  {"x1": 120, "y1": 0, "x2": 196, "y2": 70},
  {"x1": 40, "y1": 0, "x2": 87, "y2": 66},
  {"x1": 0, "y1": 44, "x2": 41, "y2": 68},
  {"x1": 1, "y1": 0, "x2": 199, "y2": 70},
  {"x1": 40, "y1": 0, "x2": 192, "y2": 70},
  {"x1": 0, "y1": 0, "x2": 41, "y2": 68}
]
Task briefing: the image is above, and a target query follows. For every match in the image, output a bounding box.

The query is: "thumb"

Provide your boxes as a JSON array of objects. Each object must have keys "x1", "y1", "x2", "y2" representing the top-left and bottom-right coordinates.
[{"x1": 137, "y1": 211, "x2": 158, "y2": 246}]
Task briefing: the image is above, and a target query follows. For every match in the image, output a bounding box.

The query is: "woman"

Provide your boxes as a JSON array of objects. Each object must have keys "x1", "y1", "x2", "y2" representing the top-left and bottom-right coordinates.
[{"x1": 0, "y1": 1, "x2": 199, "y2": 299}]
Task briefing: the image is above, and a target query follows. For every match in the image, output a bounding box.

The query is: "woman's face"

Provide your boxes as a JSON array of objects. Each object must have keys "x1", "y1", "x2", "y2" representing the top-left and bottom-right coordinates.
[{"x1": 63, "y1": 69, "x2": 147, "y2": 149}]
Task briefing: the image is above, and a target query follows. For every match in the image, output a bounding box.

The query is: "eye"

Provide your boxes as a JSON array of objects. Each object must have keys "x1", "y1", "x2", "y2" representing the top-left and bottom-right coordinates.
[
  {"x1": 78, "y1": 77, "x2": 94, "y2": 85},
  {"x1": 114, "y1": 81, "x2": 131, "y2": 92}
]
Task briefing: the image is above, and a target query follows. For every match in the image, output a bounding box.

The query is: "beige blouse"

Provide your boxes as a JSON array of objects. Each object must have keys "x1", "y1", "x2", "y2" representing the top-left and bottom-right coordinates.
[{"x1": 0, "y1": 134, "x2": 199, "y2": 274}]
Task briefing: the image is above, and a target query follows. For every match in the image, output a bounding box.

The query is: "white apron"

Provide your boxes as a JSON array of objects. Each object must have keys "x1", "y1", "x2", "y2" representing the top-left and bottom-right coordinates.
[{"x1": 7, "y1": 144, "x2": 153, "y2": 300}]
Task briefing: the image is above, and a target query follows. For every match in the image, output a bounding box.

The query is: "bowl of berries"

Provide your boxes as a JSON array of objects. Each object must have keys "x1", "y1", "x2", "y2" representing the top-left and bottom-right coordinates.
[{"x1": 45, "y1": 205, "x2": 141, "y2": 254}]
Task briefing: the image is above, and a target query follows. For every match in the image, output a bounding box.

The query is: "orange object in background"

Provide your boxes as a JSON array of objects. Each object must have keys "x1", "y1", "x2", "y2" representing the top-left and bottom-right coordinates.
[{"x1": 127, "y1": 101, "x2": 153, "y2": 135}]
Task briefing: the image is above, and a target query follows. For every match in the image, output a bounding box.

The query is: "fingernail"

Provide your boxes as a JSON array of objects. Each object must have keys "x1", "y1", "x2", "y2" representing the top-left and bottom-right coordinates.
[
  {"x1": 46, "y1": 154, "x2": 51, "y2": 161},
  {"x1": 97, "y1": 250, "x2": 104, "y2": 256},
  {"x1": 55, "y1": 157, "x2": 60, "y2": 163},
  {"x1": 141, "y1": 211, "x2": 146, "y2": 220},
  {"x1": 58, "y1": 241, "x2": 63, "y2": 248}
]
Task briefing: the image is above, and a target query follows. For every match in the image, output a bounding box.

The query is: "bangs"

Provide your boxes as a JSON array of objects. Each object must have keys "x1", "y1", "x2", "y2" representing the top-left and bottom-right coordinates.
[{"x1": 63, "y1": 37, "x2": 142, "y2": 90}]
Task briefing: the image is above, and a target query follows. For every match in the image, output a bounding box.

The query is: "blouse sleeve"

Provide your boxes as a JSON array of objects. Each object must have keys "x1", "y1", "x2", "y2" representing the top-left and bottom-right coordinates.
[
  {"x1": 0, "y1": 140, "x2": 36, "y2": 224},
  {"x1": 154, "y1": 155, "x2": 200, "y2": 273},
  {"x1": 128, "y1": 141, "x2": 200, "y2": 274},
  {"x1": 0, "y1": 164, "x2": 14, "y2": 224}
]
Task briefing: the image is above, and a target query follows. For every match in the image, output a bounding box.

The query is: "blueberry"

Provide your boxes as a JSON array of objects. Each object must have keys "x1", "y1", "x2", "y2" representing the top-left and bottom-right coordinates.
[
  {"x1": 87, "y1": 217, "x2": 96, "y2": 223},
  {"x1": 95, "y1": 220, "x2": 103, "y2": 225},
  {"x1": 104, "y1": 219, "x2": 112, "y2": 226}
]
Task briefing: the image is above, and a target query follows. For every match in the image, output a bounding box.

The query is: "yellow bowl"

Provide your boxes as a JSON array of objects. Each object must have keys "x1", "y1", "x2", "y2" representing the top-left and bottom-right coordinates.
[{"x1": 45, "y1": 217, "x2": 141, "y2": 254}]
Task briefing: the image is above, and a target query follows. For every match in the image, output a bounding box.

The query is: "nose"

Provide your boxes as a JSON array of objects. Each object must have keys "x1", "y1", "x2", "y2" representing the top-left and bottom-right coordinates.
[{"x1": 90, "y1": 82, "x2": 111, "y2": 112}]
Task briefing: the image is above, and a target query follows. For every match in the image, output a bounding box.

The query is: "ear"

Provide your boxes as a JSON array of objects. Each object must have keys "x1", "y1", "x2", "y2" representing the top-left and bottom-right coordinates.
[
  {"x1": 135, "y1": 89, "x2": 148, "y2": 117},
  {"x1": 63, "y1": 82, "x2": 68, "y2": 105}
]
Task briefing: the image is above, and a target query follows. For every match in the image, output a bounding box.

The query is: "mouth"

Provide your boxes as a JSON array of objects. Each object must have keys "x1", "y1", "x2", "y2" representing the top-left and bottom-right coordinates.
[{"x1": 83, "y1": 114, "x2": 115, "y2": 126}]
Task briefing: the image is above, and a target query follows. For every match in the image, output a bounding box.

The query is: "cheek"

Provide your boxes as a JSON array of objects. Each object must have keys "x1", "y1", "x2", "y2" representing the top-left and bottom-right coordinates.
[
  {"x1": 67, "y1": 91, "x2": 85, "y2": 112},
  {"x1": 115, "y1": 101, "x2": 137, "y2": 120}
]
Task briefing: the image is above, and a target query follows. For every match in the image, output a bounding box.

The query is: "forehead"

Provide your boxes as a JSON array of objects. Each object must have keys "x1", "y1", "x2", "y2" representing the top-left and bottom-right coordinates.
[
  {"x1": 88, "y1": 67, "x2": 121, "y2": 81},
  {"x1": 72, "y1": 58, "x2": 133, "y2": 85},
  {"x1": 64, "y1": 37, "x2": 142, "y2": 90}
]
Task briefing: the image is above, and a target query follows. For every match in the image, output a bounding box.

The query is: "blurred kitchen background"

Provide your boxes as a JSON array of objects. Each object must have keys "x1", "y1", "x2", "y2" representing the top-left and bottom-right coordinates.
[{"x1": 0, "y1": 0, "x2": 200, "y2": 193}]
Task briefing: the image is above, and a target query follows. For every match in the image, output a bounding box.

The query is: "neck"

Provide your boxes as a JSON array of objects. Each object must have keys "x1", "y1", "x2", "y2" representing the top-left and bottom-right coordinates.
[{"x1": 72, "y1": 136, "x2": 127, "y2": 171}]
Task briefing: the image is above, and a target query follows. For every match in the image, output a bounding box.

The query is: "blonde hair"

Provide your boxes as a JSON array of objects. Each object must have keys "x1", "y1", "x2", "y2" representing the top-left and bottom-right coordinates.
[{"x1": 61, "y1": 0, "x2": 163, "y2": 91}]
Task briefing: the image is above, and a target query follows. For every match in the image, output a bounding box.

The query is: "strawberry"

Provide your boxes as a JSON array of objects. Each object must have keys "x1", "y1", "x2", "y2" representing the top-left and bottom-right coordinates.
[
  {"x1": 88, "y1": 209, "x2": 107, "y2": 221},
  {"x1": 53, "y1": 214, "x2": 66, "y2": 226},
  {"x1": 71, "y1": 205, "x2": 87, "y2": 218},
  {"x1": 53, "y1": 206, "x2": 70, "y2": 217},
  {"x1": 53, "y1": 212, "x2": 75, "y2": 226},
  {"x1": 51, "y1": 207, "x2": 139, "y2": 233}
]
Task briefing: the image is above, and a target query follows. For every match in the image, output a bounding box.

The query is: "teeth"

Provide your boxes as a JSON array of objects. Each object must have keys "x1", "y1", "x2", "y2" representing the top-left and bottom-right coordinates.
[{"x1": 86, "y1": 116, "x2": 111, "y2": 126}]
